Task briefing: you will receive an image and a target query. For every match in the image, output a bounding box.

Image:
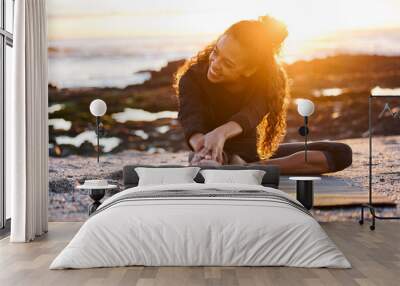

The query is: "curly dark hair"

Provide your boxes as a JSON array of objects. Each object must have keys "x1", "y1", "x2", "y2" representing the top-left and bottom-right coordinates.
[{"x1": 173, "y1": 15, "x2": 290, "y2": 160}]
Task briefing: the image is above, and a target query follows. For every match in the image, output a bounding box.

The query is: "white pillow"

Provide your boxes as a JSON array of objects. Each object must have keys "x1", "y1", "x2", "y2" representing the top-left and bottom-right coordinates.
[
  {"x1": 200, "y1": 169, "x2": 266, "y2": 185},
  {"x1": 135, "y1": 167, "x2": 201, "y2": 186}
]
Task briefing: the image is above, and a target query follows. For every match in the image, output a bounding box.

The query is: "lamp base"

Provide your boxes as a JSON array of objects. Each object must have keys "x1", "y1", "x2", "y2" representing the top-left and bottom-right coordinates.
[
  {"x1": 88, "y1": 189, "x2": 106, "y2": 215},
  {"x1": 298, "y1": 126, "x2": 309, "y2": 136}
]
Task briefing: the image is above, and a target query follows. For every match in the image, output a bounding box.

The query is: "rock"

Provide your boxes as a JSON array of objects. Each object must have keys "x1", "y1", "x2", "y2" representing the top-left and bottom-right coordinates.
[
  {"x1": 49, "y1": 178, "x2": 76, "y2": 193},
  {"x1": 49, "y1": 55, "x2": 400, "y2": 157}
]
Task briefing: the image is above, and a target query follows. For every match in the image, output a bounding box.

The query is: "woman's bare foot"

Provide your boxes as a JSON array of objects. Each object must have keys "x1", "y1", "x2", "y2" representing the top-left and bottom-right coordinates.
[
  {"x1": 189, "y1": 150, "x2": 231, "y2": 166},
  {"x1": 189, "y1": 152, "x2": 222, "y2": 166},
  {"x1": 196, "y1": 159, "x2": 222, "y2": 167},
  {"x1": 192, "y1": 153, "x2": 246, "y2": 166},
  {"x1": 189, "y1": 152, "x2": 209, "y2": 165}
]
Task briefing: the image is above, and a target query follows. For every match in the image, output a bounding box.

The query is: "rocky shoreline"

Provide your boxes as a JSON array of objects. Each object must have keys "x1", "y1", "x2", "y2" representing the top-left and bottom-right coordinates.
[
  {"x1": 49, "y1": 55, "x2": 400, "y2": 157},
  {"x1": 48, "y1": 54, "x2": 400, "y2": 221}
]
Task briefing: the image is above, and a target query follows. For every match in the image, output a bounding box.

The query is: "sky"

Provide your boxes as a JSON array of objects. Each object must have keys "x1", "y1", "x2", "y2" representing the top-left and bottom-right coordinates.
[{"x1": 47, "y1": 0, "x2": 400, "y2": 41}]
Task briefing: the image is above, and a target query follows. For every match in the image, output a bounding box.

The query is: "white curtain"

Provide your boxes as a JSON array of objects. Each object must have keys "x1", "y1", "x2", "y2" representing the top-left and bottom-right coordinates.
[{"x1": 8, "y1": 0, "x2": 48, "y2": 242}]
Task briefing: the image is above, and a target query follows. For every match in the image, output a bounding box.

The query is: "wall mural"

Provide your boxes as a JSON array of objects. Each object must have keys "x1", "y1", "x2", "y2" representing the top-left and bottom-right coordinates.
[{"x1": 47, "y1": 0, "x2": 400, "y2": 221}]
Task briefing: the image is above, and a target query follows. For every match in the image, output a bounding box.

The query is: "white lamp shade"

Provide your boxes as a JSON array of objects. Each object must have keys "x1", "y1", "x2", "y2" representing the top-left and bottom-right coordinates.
[
  {"x1": 90, "y1": 99, "x2": 107, "y2": 117},
  {"x1": 297, "y1": 99, "x2": 315, "y2": 117}
]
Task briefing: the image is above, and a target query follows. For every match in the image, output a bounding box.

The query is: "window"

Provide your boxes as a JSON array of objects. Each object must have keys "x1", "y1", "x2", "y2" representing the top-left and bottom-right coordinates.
[{"x1": 0, "y1": 0, "x2": 14, "y2": 232}]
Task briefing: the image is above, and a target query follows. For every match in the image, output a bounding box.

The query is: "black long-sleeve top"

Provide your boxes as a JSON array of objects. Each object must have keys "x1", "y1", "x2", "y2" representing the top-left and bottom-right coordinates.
[{"x1": 177, "y1": 62, "x2": 271, "y2": 162}]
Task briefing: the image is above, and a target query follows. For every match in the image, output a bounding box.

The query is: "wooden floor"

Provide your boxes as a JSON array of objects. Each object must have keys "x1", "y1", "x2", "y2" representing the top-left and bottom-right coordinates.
[{"x1": 1, "y1": 222, "x2": 399, "y2": 286}]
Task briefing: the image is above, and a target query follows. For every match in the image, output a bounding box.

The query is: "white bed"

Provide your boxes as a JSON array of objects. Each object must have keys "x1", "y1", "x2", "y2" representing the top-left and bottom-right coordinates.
[{"x1": 50, "y1": 183, "x2": 351, "y2": 269}]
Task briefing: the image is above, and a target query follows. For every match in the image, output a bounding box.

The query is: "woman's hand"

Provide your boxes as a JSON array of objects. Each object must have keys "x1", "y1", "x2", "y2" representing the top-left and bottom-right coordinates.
[
  {"x1": 189, "y1": 133, "x2": 205, "y2": 152},
  {"x1": 190, "y1": 121, "x2": 243, "y2": 164},
  {"x1": 199, "y1": 128, "x2": 227, "y2": 163}
]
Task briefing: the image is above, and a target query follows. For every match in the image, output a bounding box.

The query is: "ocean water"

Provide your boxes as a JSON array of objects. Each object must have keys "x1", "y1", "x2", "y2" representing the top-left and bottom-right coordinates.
[
  {"x1": 48, "y1": 35, "x2": 211, "y2": 89},
  {"x1": 48, "y1": 28, "x2": 400, "y2": 89}
]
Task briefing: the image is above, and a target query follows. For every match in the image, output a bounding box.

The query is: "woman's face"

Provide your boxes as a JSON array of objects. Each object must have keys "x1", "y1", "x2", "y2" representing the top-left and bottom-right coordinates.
[{"x1": 207, "y1": 34, "x2": 256, "y2": 83}]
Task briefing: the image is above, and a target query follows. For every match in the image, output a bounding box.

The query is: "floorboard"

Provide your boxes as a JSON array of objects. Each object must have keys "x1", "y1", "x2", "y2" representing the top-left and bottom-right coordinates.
[{"x1": 0, "y1": 222, "x2": 399, "y2": 286}]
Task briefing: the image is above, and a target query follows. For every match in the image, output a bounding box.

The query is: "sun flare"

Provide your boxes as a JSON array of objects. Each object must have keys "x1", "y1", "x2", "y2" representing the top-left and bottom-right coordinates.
[{"x1": 48, "y1": 0, "x2": 400, "y2": 41}]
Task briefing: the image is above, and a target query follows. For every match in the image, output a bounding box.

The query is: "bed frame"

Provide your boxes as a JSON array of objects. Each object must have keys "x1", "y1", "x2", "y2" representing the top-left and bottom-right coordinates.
[{"x1": 123, "y1": 165, "x2": 281, "y2": 189}]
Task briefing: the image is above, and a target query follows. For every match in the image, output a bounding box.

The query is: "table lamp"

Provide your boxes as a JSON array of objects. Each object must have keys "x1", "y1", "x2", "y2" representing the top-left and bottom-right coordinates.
[
  {"x1": 297, "y1": 99, "x2": 315, "y2": 163},
  {"x1": 89, "y1": 99, "x2": 107, "y2": 163}
]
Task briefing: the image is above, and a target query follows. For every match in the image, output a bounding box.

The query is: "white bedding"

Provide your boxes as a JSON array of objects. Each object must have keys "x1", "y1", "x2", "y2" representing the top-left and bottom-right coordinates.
[{"x1": 50, "y1": 183, "x2": 351, "y2": 269}]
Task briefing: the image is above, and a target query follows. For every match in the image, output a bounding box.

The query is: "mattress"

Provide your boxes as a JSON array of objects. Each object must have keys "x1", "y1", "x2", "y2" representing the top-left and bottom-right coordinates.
[{"x1": 50, "y1": 183, "x2": 351, "y2": 269}]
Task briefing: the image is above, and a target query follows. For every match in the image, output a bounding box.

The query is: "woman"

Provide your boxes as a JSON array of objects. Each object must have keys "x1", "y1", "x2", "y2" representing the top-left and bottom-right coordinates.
[{"x1": 174, "y1": 16, "x2": 352, "y2": 175}]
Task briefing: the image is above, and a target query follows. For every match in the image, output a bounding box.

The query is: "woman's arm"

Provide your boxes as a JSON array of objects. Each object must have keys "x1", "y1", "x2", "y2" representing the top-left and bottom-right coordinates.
[
  {"x1": 229, "y1": 92, "x2": 270, "y2": 136},
  {"x1": 199, "y1": 93, "x2": 270, "y2": 163},
  {"x1": 177, "y1": 71, "x2": 208, "y2": 150},
  {"x1": 218, "y1": 121, "x2": 244, "y2": 140}
]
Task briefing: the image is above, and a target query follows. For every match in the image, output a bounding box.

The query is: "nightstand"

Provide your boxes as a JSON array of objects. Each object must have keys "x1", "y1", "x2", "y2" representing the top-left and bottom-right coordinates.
[
  {"x1": 77, "y1": 183, "x2": 118, "y2": 215},
  {"x1": 289, "y1": 176, "x2": 321, "y2": 210}
]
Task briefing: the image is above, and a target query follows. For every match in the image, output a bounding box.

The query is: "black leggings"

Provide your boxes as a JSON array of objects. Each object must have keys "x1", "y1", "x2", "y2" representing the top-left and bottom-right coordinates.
[
  {"x1": 224, "y1": 139, "x2": 352, "y2": 172},
  {"x1": 269, "y1": 141, "x2": 353, "y2": 172}
]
